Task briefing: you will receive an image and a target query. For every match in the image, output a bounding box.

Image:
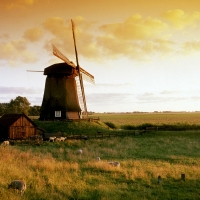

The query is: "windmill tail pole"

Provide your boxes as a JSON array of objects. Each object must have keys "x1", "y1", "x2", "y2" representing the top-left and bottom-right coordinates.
[{"x1": 71, "y1": 19, "x2": 88, "y2": 118}]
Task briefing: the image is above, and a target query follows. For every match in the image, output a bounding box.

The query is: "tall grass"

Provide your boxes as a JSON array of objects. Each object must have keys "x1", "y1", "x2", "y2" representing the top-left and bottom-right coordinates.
[{"x1": 1, "y1": 131, "x2": 200, "y2": 199}]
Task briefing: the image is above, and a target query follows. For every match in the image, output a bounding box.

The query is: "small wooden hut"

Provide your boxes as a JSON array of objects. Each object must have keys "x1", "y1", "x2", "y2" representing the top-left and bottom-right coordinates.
[{"x1": 0, "y1": 113, "x2": 43, "y2": 141}]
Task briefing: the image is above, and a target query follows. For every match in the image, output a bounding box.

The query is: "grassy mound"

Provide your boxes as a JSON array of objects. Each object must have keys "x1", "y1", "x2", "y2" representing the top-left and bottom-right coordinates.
[{"x1": 34, "y1": 120, "x2": 110, "y2": 135}]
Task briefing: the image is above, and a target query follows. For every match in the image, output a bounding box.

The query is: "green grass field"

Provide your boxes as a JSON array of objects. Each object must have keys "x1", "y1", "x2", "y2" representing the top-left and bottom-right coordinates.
[
  {"x1": 1, "y1": 113, "x2": 200, "y2": 199},
  {"x1": 1, "y1": 131, "x2": 200, "y2": 199}
]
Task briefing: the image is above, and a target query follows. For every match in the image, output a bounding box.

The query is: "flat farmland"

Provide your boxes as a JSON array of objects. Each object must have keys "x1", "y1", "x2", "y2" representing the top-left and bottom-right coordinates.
[{"x1": 90, "y1": 112, "x2": 200, "y2": 126}]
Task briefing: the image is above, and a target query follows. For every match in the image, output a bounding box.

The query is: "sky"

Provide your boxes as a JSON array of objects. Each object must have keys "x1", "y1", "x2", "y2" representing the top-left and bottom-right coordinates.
[{"x1": 1, "y1": 0, "x2": 200, "y2": 112}]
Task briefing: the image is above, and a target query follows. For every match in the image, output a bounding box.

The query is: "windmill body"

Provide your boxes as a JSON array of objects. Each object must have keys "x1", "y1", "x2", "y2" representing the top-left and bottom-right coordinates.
[
  {"x1": 40, "y1": 62, "x2": 82, "y2": 120},
  {"x1": 39, "y1": 20, "x2": 94, "y2": 120}
]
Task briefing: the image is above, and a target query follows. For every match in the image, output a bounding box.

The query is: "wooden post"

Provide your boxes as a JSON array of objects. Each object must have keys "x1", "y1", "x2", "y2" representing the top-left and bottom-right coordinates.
[
  {"x1": 157, "y1": 175, "x2": 162, "y2": 184},
  {"x1": 181, "y1": 173, "x2": 185, "y2": 181}
]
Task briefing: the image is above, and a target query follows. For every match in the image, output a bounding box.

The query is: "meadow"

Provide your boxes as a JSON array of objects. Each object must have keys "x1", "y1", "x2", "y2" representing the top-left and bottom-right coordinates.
[
  {"x1": 0, "y1": 113, "x2": 200, "y2": 199},
  {"x1": 91, "y1": 112, "x2": 200, "y2": 126}
]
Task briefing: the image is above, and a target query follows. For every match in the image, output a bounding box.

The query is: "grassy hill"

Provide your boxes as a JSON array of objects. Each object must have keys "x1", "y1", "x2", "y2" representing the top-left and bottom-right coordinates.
[{"x1": 34, "y1": 120, "x2": 110, "y2": 135}]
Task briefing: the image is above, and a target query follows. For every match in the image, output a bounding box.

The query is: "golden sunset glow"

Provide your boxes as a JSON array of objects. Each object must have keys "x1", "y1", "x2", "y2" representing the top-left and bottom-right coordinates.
[{"x1": 1, "y1": 0, "x2": 200, "y2": 112}]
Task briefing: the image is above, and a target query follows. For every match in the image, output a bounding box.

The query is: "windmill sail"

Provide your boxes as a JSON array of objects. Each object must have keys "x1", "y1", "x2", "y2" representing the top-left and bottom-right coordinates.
[
  {"x1": 75, "y1": 76, "x2": 85, "y2": 114},
  {"x1": 52, "y1": 45, "x2": 76, "y2": 68},
  {"x1": 80, "y1": 67, "x2": 95, "y2": 84},
  {"x1": 71, "y1": 19, "x2": 88, "y2": 118},
  {"x1": 76, "y1": 69, "x2": 94, "y2": 116}
]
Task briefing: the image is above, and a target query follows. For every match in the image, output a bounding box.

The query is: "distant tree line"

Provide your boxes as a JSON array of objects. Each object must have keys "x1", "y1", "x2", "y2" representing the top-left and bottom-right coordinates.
[{"x1": 0, "y1": 96, "x2": 41, "y2": 116}]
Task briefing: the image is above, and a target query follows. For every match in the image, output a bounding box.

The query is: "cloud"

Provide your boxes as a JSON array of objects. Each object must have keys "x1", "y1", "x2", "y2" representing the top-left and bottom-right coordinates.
[
  {"x1": 41, "y1": 13, "x2": 199, "y2": 62},
  {"x1": 95, "y1": 15, "x2": 180, "y2": 60},
  {"x1": 191, "y1": 96, "x2": 200, "y2": 100},
  {"x1": 162, "y1": 9, "x2": 200, "y2": 29},
  {"x1": 136, "y1": 92, "x2": 187, "y2": 103},
  {"x1": 86, "y1": 92, "x2": 139, "y2": 112},
  {"x1": 0, "y1": 34, "x2": 9, "y2": 40},
  {"x1": 141, "y1": 39, "x2": 175, "y2": 54},
  {"x1": 95, "y1": 12, "x2": 200, "y2": 60},
  {"x1": 42, "y1": 17, "x2": 79, "y2": 57},
  {"x1": 0, "y1": 39, "x2": 37, "y2": 66},
  {"x1": 160, "y1": 90, "x2": 176, "y2": 95},
  {"x1": 23, "y1": 0, "x2": 36, "y2": 5},
  {"x1": 23, "y1": 27, "x2": 43, "y2": 42},
  {"x1": 1, "y1": 0, "x2": 37, "y2": 10},
  {"x1": 100, "y1": 14, "x2": 168, "y2": 41},
  {"x1": 97, "y1": 36, "x2": 174, "y2": 60},
  {"x1": 0, "y1": 86, "x2": 42, "y2": 94},
  {"x1": 94, "y1": 83, "x2": 131, "y2": 87},
  {"x1": 42, "y1": 17, "x2": 69, "y2": 38},
  {"x1": 85, "y1": 83, "x2": 134, "y2": 95},
  {"x1": 42, "y1": 16, "x2": 100, "y2": 60},
  {"x1": 0, "y1": 86, "x2": 43, "y2": 104},
  {"x1": 181, "y1": 40, "x2": 200, "y2": 54},
  {"x1": 87, "y1": 93, "x2": 132, "y2": 106}
]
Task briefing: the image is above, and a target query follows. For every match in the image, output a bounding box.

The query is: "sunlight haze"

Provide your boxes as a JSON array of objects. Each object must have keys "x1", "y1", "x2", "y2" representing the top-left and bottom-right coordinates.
[{"x1": 0, "y1": 0, "x2": 200, "y2": 112}]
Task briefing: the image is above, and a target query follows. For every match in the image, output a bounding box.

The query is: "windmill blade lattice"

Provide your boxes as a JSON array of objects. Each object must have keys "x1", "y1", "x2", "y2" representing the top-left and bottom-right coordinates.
[
  {"x1": 81, "y1": 73, "x2": 95, "y2": 84},
  {"x1": 52, "y1": 45, "x2": 76, "y2": 68},
  {"x1": 80, "y1": 67, "x2": 95, "y2": 84},
  {"x1": 75, "y1": 75, "x2": 85, "y2": 114}
]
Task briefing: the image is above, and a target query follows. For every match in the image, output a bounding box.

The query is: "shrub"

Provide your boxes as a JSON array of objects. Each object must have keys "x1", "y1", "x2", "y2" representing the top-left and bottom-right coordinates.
[
  {"x1": 104, "y1": 122, "x2": 117, "y2": 129},
  {"x1": 120, "y1": 124, "x2": 136, "y2": 130}
]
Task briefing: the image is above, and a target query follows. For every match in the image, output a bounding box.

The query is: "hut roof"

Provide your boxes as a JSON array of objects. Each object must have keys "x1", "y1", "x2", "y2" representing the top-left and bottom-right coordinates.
[
  {"x1": 0, "y1": 113, "x2": 37, "y2": 127},
  {"x1": 44, "y1": 62, "x2": 78, "y2": 76}
]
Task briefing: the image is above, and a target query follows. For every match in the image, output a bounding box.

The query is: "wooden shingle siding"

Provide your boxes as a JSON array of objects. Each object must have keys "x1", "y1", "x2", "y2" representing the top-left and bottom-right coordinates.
[{"x1": 8, "y1": 117, "x2": 36, "y2": 139}]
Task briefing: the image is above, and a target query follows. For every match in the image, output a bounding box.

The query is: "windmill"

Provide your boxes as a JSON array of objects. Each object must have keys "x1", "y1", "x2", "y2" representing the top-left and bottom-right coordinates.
[{"x1": 39, "y1": 19, "x2": 94, "y2": 120}]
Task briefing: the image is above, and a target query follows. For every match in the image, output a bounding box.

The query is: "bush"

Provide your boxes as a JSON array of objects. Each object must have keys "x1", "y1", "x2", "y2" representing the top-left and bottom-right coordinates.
[
  {"x1": 104, "y1": 122, "x2": 117, "y2": 129},
  {"x1": 120, "y1": 124, "x2": 136, "y2": 130}
]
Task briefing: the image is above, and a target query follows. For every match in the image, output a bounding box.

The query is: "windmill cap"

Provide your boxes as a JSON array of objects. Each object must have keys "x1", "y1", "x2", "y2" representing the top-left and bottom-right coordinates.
[{"x1": 44, "y1": 63, "x2": 78, "y2": 76}]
